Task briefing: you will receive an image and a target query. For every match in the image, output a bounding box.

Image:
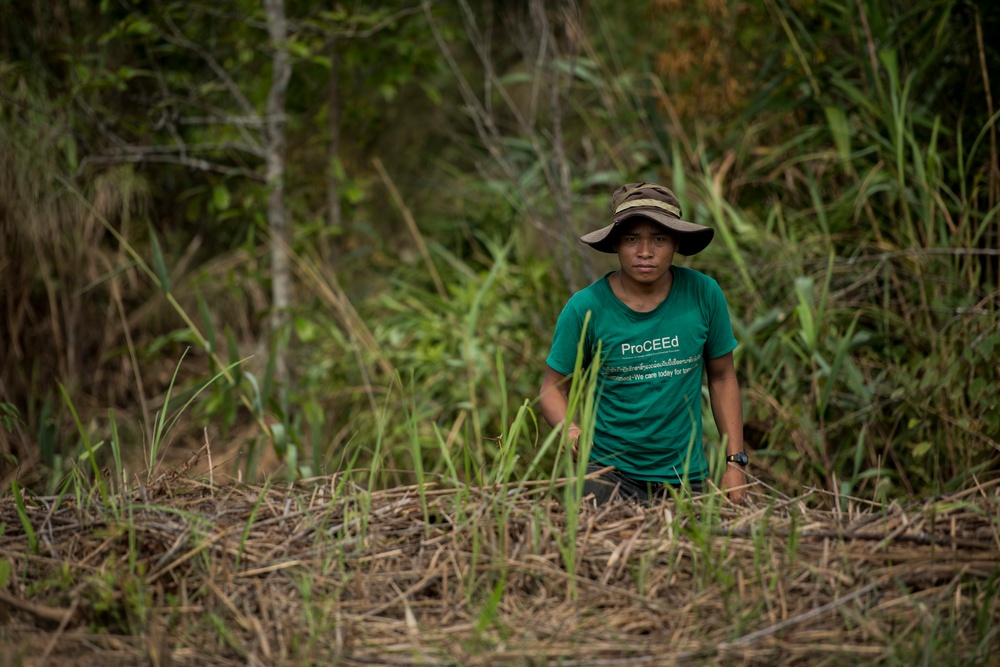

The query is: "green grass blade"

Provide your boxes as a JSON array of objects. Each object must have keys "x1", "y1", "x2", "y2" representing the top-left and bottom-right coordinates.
[{"x1": 11, "y1": 481, "x2": 38, "y2": 554}]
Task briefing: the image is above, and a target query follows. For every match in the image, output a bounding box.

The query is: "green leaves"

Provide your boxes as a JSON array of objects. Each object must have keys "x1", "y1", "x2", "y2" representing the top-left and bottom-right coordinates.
[
  {"x1": 792, "y1": 276, "x2": 817, "y2": 355},
  {"x1": 11, "y1": 481, "x2": 38, "y2": 554},
  {"x1": 824, "y1": 106, "x2": 852, "y2": 163},
  {"x1": 212, "y1": 185, "x2": 231, "y2": 212},
  {"x1": 148, "y1": 227, "x2": 170, "y2": 293},
  {"x1": 0, "y1": 403, "x2": 22, "y2": 433}
]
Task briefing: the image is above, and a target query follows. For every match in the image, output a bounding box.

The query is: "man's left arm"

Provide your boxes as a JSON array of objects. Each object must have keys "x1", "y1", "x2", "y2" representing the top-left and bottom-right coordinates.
[{"x1": 706, "y1": 352, "x2": 748, "y2": 503}]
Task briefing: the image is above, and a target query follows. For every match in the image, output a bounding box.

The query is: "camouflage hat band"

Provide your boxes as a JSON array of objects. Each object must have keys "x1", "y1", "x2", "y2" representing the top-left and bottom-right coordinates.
[{"x1": 613, "y1": 198, "x2": 681, "y2": 218}]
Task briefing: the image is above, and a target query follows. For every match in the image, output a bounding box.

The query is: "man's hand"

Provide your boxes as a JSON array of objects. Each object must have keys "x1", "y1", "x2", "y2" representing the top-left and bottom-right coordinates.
[
  {"x1": 721, "y1": 464, "x2": 748, "y2": 504},
  {"x1": 540, "y1": 367, "x2": 583, "y2": 460},
  {"x1": 567, "y1": 425, "x2": 582, "y2": 459}
]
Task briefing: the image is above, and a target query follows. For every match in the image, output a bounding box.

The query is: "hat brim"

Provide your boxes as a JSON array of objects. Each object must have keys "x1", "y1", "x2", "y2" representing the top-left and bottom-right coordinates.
[{"x1": 580, "y1": 208, "x2": 714, "y2": 255}]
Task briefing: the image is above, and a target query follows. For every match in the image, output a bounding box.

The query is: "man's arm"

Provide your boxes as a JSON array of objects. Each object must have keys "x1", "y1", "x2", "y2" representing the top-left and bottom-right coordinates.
[
  {"x1": 705, "y1": 352, "x2": 748, "y2": 503},
  {"x1": 539, "y1": 366, "x2": 582, "y2": 453}
]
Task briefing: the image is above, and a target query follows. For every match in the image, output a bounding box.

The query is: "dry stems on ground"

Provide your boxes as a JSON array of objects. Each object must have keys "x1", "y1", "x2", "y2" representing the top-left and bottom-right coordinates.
[{"x1": 1, "y1": 471, "x2": 998, "y2": 666}]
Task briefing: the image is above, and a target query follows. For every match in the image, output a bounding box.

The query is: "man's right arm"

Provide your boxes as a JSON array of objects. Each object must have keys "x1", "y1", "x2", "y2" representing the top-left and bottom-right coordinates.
[{"x1": 539, "y1": 366, "x2": 582, "y2": 449}]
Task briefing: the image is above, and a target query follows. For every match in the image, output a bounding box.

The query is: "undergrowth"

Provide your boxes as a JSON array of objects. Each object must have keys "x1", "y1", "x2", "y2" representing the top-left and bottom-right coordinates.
[
  {"x1": 1, "y1": 0, "x2": 997, "y2": 505},
  {"x1": 1, "y1": 407, "x2": 997, "y2": 665}
]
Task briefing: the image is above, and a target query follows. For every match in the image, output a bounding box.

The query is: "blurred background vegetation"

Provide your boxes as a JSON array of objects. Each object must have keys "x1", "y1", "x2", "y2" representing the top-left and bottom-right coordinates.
[{"x1": 1, "y1": 0, "x2": 997, "y2": 500}]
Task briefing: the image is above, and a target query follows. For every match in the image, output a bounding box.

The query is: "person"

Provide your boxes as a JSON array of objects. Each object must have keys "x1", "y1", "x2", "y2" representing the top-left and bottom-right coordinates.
[{"x1": 539, "y1": 182, "x2": 748, "y2": 506}]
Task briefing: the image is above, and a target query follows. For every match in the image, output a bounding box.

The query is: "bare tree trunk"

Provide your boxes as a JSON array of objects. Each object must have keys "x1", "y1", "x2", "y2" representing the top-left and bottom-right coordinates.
[{"x1": 264, "y1": 0, "x2": 292, "y2": 389}]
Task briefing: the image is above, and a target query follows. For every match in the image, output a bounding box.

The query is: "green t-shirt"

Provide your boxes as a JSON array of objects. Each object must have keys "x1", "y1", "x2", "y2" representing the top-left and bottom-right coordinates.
[{"x1": 545, "y1": 266, "x2": 738, "y2": 484}]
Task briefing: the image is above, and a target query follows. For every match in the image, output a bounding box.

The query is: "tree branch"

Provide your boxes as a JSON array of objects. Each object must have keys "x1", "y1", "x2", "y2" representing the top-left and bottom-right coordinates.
[
  {"x1": 77, "y1": 153, "x2": 263, "y2": 181},
  {"x1": 158, "y1": 8, "x2": 263, "y2": 153}
]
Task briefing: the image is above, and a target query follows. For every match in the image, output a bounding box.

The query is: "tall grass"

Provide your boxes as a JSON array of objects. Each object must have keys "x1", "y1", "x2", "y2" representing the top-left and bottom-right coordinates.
[
  {"x1": 4, "y1": 382, "x2": 996, "y2": 664},
  {"x1": 3, "y1": 0, "x2": 996, "y2": 504},
  {"x1": 624, "y1": 0, "x2": 1000, "y2": 500}
]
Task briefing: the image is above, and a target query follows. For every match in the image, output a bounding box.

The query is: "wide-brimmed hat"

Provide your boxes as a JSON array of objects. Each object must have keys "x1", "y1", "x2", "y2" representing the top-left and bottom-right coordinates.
[{"x1": 580, "y1": 182, "x2": 714, "y2": 255}]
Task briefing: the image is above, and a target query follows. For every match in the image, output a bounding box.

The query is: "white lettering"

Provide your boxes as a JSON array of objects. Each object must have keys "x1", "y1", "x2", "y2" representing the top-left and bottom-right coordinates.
[{"x1": 620, "y1": 334, "x2": 681, "y2": 356}]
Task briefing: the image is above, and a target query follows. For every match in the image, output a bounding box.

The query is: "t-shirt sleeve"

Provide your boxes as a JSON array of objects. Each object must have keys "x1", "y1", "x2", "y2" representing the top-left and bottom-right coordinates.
[
  {"x1": 703, "y1": 279, "x2": 738, "y2": 360},
  {"x1": 545, "y1": 297, "x2": 593, "y2": 376}
]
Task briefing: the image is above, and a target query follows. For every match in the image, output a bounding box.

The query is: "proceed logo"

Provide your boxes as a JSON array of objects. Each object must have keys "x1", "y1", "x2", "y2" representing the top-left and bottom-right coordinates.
[{"x1": 621, "y1": 335, "x2": 680, "y2": 356}]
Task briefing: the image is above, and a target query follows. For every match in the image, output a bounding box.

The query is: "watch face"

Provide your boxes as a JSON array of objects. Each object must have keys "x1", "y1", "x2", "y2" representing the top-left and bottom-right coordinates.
[{"x1": 730, "y1": 452, "x2": 748, "y2": 465}]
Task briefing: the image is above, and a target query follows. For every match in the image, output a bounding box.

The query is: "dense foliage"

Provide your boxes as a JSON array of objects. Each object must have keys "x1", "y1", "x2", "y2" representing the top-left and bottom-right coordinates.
[{"x1": 1, "y1": 0, "x2": 998, "y2": 500}]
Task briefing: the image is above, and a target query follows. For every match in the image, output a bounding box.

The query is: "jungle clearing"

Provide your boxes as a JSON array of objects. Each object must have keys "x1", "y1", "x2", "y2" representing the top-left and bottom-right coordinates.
[{"x1": 2, "y1": 0, "x2": 999, "y2": 664}]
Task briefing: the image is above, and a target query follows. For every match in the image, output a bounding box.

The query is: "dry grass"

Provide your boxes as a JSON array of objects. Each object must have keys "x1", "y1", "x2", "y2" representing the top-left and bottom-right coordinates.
[{"x1": 1, "y1": 469, "x2": 998, "y2": 666}]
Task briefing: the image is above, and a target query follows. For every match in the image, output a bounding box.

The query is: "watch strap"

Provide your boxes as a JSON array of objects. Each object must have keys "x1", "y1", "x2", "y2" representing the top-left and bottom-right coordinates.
[{"x1": 726, "y1": 451, "x2": 749, "y2": 466}]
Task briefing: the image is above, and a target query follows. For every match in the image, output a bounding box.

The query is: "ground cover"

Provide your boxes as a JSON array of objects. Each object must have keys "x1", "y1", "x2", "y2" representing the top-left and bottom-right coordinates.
[{"x1": 2, "y1": 464, "x2": 997, "y2": 666}]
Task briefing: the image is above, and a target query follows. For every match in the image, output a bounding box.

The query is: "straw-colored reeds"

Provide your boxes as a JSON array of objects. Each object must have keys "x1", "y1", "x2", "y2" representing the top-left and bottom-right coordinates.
[{"x1": 1, "y1": 473, "x2": 998, "y2": 666}]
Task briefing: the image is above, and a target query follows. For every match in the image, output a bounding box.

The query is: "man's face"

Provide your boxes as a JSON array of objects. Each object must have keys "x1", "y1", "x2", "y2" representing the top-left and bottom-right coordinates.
[{"x1": 613, "y1": 219, "x2": 677, "y2": 284}]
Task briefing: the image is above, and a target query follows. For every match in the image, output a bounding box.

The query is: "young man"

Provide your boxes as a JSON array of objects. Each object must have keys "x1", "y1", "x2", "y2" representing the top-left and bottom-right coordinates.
[{"x1": 540, "y1": 182, "x2": 748, "y2": 505}]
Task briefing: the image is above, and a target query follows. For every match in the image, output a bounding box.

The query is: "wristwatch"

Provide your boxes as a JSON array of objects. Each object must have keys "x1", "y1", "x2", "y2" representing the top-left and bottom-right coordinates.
[{"x1": 726, "y1": 451, "x2": 749, "y2": 466}]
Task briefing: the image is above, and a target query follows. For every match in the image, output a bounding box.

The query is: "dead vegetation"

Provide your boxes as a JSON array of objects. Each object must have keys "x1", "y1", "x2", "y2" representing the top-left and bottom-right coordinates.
[{"x1": 1, "y1": 471, "x2": 998, "y2": 666}]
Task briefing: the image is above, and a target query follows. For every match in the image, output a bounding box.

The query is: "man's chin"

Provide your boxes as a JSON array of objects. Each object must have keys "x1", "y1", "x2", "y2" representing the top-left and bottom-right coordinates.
[{"x1": 629, "y1": 270, "x2": 665, "y2": 283}]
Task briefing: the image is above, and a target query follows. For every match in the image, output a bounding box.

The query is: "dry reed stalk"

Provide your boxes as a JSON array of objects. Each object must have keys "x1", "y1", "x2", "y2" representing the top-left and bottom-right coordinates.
[{"x1": 1, "y1": 473, "x2": 997, "y2": 667}]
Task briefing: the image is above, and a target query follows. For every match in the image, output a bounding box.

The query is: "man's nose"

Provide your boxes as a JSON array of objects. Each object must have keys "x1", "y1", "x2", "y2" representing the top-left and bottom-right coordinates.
[{"x1": 637, "y1": 240, "x2": 653, "y2": 256}]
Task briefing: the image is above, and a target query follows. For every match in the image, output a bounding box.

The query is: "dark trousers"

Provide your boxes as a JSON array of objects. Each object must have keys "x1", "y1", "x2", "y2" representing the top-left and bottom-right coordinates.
[{"x1": 582, "y1": 463, "x2": 703, "y2": 507}]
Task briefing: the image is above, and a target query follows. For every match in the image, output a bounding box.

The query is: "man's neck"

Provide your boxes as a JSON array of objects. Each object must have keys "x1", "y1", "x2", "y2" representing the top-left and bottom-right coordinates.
[{"x1": 612, "y1": 268, "x2": 673, "y2": 312}]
